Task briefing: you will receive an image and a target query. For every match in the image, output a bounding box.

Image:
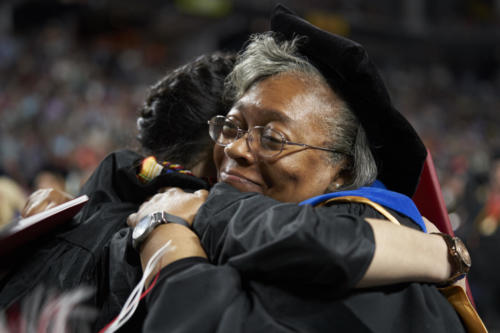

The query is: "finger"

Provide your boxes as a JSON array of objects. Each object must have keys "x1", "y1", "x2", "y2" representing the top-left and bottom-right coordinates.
[
  {"x1": 127, "y1": 213, "x2": 137, "y2": 227},
  {"x1": 151, "y1": 189, "x2": 175, "y2": 201},
  {"x1": 23, "y1": 200, "x2": 49, "y2": 217},
  {"x1": 165, "y1": 187, "x2": 183, "y2": 194},
  {"x1": 194, "y1": 189, "x2": 209, "y2": 199},
  {"x1": 140, "y1": 192, "x2": 162, "y2": 208},
  {"x1": 21, "y1": 201, "x2": 32, "y2": 217},
  {"x1": 21, "y1": 189, "x2": 47, "y2": 217},
  {"x1": 149, "y1": 193, "x2": 162, "y2": 202},
  {"x1": 45, "y1": 201, "x2": 58, "y2": 211},
  {"x1": 53, "y1": 189, "x2": 74, "y2": 203}
]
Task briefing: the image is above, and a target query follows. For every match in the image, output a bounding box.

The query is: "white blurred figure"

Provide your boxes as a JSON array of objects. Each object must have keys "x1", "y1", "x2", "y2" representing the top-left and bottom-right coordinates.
[{"x1": 0, "y1": 176, "x2": 26, "y2": 229}]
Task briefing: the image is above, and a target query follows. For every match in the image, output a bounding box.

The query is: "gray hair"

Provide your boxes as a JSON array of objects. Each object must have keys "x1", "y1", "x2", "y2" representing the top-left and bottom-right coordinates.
[{"x1": 226, "y1": 32, "x2": 378, "y2": 191}]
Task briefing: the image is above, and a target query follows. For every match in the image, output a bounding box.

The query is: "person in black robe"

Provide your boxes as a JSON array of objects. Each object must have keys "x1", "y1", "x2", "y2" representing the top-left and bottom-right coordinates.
[
  {"x1": 134, "y1": 185, "x2": 465, "y2": 333},
  {"x1": 0, "y1": 52, "x2": 236, "y2": 331},
  {"x1": 4, "y1": 7, "x2": 484, "y2": 331},
  {"x1": 126, "y1": 5, "x2": 485, "y2": 333}
]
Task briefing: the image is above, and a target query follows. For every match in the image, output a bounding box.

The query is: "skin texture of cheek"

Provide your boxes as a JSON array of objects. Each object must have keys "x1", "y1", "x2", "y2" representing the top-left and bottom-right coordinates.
[
  {"x1": 253, "y1": 152, "x2": 338, "y2": 202},
  {"x1": 213, "y1": 145, "x2": 224, "y2": 175}
]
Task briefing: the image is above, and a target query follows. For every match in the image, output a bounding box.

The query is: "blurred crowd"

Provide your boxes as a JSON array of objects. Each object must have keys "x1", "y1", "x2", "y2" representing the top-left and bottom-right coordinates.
[
  {"x1": 0, "y1": 2, "x2": 500, "y2": 330},
  {"x1": 384, "y1": 63, "x2": 500, "y2": 329},
  {"x1": 0, "y1": 21, "x2": 167, "y2": 223},
  {"x1": 386, "y1": 62, "x2": 500, "y2": 235}
]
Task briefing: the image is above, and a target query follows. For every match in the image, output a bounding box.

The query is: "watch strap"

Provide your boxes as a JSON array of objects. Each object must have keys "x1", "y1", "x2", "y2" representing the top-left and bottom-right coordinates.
[
  {"x1": 431, "y1": 232, "x2": 470, "y2": 286},
  {"x1": 161, "y1": 212, "x2": 190, "y2": 228},
  {"x1": 132, "y1": 211, "x2": 190, "y2": 250}
]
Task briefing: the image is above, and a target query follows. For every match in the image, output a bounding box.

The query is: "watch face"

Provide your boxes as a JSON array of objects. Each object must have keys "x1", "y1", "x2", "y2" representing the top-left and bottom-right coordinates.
[
  {"x1": 133, "y1": 214, "x2": 151, "y2": 240},
  {"x1": 455, "y1": 238, "x2": 472, "y2": 268}
]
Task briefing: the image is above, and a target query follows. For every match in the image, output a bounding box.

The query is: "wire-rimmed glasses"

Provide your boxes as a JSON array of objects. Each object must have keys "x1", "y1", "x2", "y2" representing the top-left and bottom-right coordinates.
[{"x1": 208, "y1": 115, "x2": 347, "y2": 158}]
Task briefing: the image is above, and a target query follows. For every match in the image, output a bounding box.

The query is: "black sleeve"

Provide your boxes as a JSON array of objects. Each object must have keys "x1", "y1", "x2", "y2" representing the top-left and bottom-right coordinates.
[
  {"x1": 142, "y1": 183, "x2": 465, "y2": 333},
  {"x1": 142, "y1": 253, "x2": 466, "y2": 333},
  {"x1": 193, "y1": 183, "x2": 376, "y2": 296},
  {"x1": 144, "y1": 258, "x2": 246, "y2": 333}
]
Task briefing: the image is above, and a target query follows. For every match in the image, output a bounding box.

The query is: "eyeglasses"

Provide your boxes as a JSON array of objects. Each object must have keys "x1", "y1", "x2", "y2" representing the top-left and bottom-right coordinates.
[{"x1": 208, "y1": 115, "x2": 348, "y2": 158}]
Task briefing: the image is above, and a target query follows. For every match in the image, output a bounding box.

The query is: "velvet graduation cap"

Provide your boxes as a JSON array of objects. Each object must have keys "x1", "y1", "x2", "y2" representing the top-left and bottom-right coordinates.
[{"x1": 271, "y1": 4, "x2": 427, "y2": 197}]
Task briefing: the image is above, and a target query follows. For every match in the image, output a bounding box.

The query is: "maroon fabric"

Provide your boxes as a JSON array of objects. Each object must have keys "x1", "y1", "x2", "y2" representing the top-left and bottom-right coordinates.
[
  {"x1": 413, "y1": 149, "x2": 454, "y2": 235},
  {"x1": 413, "y1": 148, "x2": 476, "y2": 306}
]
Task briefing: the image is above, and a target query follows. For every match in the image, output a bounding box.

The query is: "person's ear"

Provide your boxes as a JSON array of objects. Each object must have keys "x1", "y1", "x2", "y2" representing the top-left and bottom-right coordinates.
[
  {"x1": 327, "y1": 178, "x2": 343, "y2": 192},
  {"x1": 326, "y1": 161, "x2": 352, "y2": 192}
]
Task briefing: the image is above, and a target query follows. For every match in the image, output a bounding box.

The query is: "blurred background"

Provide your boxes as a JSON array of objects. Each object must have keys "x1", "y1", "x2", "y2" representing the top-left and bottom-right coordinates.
[{"x1": 0, "y1": 0, "x2": 499, "y2": 329}]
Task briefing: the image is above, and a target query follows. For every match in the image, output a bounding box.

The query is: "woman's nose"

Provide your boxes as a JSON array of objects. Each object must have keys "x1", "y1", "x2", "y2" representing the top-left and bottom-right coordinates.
[{"x1": 224, "y1": 134, "x2": 256, "y2": 165}]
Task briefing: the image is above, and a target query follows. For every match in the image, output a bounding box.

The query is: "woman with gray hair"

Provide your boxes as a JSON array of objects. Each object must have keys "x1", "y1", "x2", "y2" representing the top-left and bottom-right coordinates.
[
  {"x1": 126, "y1": 6, "x2": 484, "y2": 333},
  {"x1": 224, "y1": 32, "x2": 378, "y2": 193}
]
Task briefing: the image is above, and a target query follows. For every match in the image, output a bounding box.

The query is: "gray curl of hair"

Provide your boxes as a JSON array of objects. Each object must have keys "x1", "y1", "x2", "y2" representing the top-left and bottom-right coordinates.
[{"x1": 225, "y1": 32, "x2": 378, "y2": 191}]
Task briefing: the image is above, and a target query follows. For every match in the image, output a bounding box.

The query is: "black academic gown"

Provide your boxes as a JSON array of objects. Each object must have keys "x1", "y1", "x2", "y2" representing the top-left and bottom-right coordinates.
[
  {"x1": 142, "y1": 183, "x2": 466, "y2": 333},
  {"x1": 0, "y1": 150, "x2": 208, "y2": 331},
  {"x1": 1, "y1": 151, "x2": 465, "y2": 332}
]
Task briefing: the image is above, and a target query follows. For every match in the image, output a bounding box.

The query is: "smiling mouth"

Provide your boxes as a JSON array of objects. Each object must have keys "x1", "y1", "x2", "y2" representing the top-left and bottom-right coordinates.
[{"x1": 219, "y1": 171, "x2": 263, "y2": 192}]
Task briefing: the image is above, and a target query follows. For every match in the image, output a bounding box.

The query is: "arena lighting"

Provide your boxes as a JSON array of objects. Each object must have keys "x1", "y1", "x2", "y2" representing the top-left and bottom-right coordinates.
[
  {"x1": 305, "y1": 11, "x2": 350, "y2": 36},
  {"x1": 175, "y1": 0, "x2": 232, "y2": 18}
]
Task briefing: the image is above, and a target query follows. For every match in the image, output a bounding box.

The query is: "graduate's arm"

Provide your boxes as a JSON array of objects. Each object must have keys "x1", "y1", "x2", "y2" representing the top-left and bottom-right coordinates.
[
  {"x1": 127, "y1": 190, "x2": 247, "y2": 333},
  {"x1": 142, "y1": 258, "x2": 244, "y2": 333},
  {"x1": 138, "y1": 223, "x2": 207, "y2": 281},
  {"x1": 126, "y1": 187, "x2": 209, "y2": 279}
]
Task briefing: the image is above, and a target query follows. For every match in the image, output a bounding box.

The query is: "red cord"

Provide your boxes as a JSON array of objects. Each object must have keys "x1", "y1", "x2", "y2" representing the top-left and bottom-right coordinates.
[
  {"x1": 97, "y1": 271, "x2": 161, "y2": 333},
  {"x1": 141, "y1": 272, "x2": 160, "y2": 298}
]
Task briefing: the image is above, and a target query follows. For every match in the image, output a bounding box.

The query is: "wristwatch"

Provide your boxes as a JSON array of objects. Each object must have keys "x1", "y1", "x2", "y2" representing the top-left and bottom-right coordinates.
[
  {"x1": 431, "y1": 232, "x2": 472, "y2": 285},
  {"x1": 132, "y1": 211, "x2": 190, "y2": 250}
]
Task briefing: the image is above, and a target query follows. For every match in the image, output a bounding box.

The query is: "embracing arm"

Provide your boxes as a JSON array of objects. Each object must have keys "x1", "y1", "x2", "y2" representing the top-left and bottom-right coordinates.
[
  {"x1": 125, "y1": 185, "x2": 471, "y2": 333},
  {"x1": 359, "y1": 217, "x2": 450, "y2": 287},
  {"x1": 194, "y1": 183, "x2": 458, "y2": 291},
  {"x1": 139, "y1": 223, "x2": 207, "y2": 276},
  {"x1": 128, "y1": 188, "x2": 463, "y2": 333},
  {"x1": 131, "y1": 184, "x2": 459, "y2": 297},
  {"x1": 127, "y1": 188, "x2": 209, "y2": 280}
]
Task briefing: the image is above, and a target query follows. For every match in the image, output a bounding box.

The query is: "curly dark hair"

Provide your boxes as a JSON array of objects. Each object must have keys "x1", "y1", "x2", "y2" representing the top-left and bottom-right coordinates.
[{"x1": 137, "y1": 52, "x2": 236, "y2": 168}]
